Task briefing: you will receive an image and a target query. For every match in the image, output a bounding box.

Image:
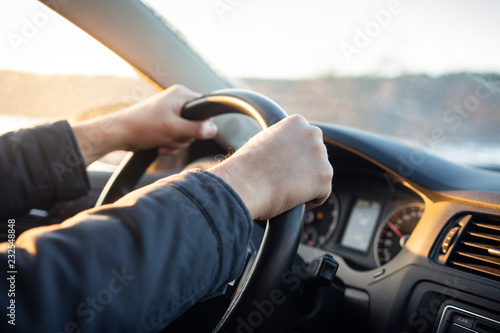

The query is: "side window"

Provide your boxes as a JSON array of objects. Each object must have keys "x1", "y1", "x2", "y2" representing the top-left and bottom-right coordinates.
[{"x1": 0, "y1": 0, "x2": 156, "y2": 168}]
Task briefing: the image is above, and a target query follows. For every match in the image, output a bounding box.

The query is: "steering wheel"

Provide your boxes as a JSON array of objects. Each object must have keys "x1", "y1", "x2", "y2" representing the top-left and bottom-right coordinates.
[{"x1": 96, "y1": 89, "x2": 304, "y2": 332}]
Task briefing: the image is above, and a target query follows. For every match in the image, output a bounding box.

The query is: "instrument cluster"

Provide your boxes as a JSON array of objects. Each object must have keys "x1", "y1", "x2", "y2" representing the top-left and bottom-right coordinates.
[{"x1": 300, "y1": 170, "x2": 424, "y2": 270}]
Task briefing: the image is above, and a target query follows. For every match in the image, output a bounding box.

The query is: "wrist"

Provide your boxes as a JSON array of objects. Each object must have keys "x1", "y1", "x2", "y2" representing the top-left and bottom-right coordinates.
[
  {"x1": 208, "y1": 158, "x2": 265, "y2": 220},
  {"x1": 72, "y1": 112, "x2": 129, "y2": 166}
]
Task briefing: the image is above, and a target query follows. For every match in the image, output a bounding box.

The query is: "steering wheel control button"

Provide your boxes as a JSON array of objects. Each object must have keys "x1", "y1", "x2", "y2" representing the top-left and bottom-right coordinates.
[
  {"x1": 442, "y1": 226, "x2": 461, "y2": 254},
  {"x1": 306, "y1": 254, "x2": 339, "y2": 286},
  {"x1": 450, "y1": 313, "x2": 475, "y2": 329}
]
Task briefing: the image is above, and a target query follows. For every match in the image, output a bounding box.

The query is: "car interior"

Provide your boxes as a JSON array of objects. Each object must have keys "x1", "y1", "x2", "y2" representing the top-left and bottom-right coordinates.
[{"x1": 2, "y1": 0, "x2": 500, "y2": 332}]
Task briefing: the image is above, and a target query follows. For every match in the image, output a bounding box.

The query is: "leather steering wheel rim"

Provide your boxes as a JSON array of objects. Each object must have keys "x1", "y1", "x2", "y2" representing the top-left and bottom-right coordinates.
[{"x1": 96, "y1": 89, "x2": 304, "y2": 332}]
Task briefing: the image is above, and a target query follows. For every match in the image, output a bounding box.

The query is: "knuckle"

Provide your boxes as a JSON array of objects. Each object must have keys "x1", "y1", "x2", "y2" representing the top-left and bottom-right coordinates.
[
  {"x1": 318, "y1": 162, "x2": 332, "y2": 178},
  {"x1": 286, "y1": 114, "x2": 307, "y2": 126},
  {"x1": 310, "y1": 141, "x2": 324, "y2": 156},
  {"x1": 301, "y1": 124, "x2": 323, "y2": 142},
  {"x1": 170, "y1": 83, "x2": 183, "y2": 91},
  {"x1": 169, "y1": 84, "x2": 190, "y2": 96},
  {"x1": 308, "y1": 137, "x2": 327, "y2": 157},
  {"x1": 166, "y1": 84, "x2": 180, "y2": 94},
  {"x1": 317, "y1": 158, "x2": 333, "y2": 180},
  {"x1": 310, "y1": 125, "x2": 323, "y2": 138}
]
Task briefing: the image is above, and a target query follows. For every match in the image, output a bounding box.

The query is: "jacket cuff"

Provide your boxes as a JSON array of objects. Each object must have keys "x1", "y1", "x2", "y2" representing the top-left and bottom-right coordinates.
[
  {"x1": 40, "y1": 120, "x2": 90, "y2": 201},
  {"x1": 0, "y1": 120, "x2": 90, "y2": 216},
  {"x1": 158, "y1": 169, "x2": 254, "y2": 288}
]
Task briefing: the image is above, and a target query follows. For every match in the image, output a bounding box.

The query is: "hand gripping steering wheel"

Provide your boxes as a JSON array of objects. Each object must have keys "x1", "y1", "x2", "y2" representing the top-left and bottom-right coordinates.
[{"x1": 96, "y1": 89, "x2": 304, "y2": 332}]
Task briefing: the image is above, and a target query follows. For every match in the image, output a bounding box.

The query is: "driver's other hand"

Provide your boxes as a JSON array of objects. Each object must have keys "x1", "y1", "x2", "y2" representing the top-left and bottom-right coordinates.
[
  {"x1": 120, "y1": 84, "x2": 217, "y2": 155},
  {"x1": 209, "y1": 114, "x2": 333, "y2": 221}
]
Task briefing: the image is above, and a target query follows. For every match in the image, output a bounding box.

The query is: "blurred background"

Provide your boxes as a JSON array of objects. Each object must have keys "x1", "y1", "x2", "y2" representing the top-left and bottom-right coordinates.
[{"x1": 1, "y1": 0, "x2": 499, "y2": 167}]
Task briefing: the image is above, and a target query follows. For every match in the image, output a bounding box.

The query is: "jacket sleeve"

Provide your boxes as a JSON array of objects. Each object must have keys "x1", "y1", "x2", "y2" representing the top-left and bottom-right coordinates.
[
  {"x1": 0, "y1": 120, "x2": 90, "y2": 218},
  {"x1": 0, "y1": 169, "x2": 253, "y2": 333}
]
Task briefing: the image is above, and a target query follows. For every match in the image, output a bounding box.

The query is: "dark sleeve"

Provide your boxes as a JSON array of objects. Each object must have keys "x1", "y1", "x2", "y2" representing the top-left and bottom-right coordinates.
[
  {"x1": 0, "y1": 120, "x2": 90, "y2": 217},
  {"x1": 0, "y1": 169, "x2": 253, "y2": 333}
]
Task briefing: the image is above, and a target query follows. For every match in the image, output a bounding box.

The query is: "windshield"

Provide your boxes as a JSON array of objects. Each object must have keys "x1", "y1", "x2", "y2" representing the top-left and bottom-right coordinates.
[
  {"x1": 0, "y1": 1, "x2": 155, "y2": 134},
  {"x1": 143, "y1": 0, "x2": 500, "y2": 168}
]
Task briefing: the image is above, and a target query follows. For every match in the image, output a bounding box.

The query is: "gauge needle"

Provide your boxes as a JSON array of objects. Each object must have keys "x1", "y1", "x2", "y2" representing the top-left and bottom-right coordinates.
[{"x1": 387, "y1": 221, "x2": 404, "y2": 238}]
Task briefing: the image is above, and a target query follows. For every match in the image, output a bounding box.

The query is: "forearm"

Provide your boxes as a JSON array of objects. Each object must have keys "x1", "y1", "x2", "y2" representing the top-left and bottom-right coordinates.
[
  {"x1": 0, "y1": 170, "x2": 252, "y2": 332},
  {"x1": 72, "y1": 112, "x2": 130, "y2": 166}
]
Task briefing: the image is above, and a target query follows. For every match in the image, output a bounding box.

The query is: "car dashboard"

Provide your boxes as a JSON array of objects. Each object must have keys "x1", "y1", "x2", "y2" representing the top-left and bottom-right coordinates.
[
  {"x1": 5, "y1": 0, "x2": 499, "y2": 332},
  {"x1": 169, "y1": 119, "x2": 500, "y2": 333},
  {"x1": 8, "y1": 120, "x2": 500, "y2": 333},
  {"x1": 292, "y1": 123, "x2": 500, "y2": 333},
  {"x1": 299, "y1": 151, "x2": 425, "y2": 271}
]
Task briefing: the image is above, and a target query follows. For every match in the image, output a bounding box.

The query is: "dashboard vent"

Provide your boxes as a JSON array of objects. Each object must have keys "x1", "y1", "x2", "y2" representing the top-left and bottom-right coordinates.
[{"x1": 447, "y1": 215, "x2": 500, "y2": 281}]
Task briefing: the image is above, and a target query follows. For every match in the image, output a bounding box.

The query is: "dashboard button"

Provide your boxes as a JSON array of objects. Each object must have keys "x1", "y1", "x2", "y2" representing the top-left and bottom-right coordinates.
[
  {"x1": 473, "y1": 317, "x2": 500, "y2": 333},
  {"x1": 446, "y1": 324, "x2": 472, "y2": 333},
  {"x1": 450, "y1": 312, "x2": 474, "y2": 329},
  {"x1": 373, "y1": 269, "x2": 385, "y2": 278}
]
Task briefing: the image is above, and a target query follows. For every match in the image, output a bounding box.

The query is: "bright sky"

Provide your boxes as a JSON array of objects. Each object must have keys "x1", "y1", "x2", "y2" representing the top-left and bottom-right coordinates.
[
  {"x1": 0, "y1": 0, "x2": 137, "y2": 77},
  {"x1": 1, "y1": 0, "x2": 500, "y2": 78}
]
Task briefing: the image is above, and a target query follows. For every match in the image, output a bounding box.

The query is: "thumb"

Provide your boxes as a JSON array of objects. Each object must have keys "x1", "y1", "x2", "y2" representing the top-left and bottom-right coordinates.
[{"x1": 177, "y1": 119, "x2": 218, "y2": 140}]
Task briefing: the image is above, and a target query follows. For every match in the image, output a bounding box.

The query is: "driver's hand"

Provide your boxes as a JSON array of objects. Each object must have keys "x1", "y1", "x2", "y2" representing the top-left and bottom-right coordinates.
[
  {"x1": 119, "y1": 84, "x2": 217, "y2": 155},
  {"x1": 73, "y1": 85, "x2": 217, "y2": 166},
  {"x1": 209, "y1": 115, "x2": 333, "y2": 221}
]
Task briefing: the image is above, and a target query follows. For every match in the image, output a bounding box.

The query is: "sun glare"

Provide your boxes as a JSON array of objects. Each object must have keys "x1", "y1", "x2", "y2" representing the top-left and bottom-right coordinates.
[
  {"x1": 0, "y1": 1, "x2": 137, "y2": 77},
  {"x1": 2, "y1": 0, "x2": 500, "y2": 79}
]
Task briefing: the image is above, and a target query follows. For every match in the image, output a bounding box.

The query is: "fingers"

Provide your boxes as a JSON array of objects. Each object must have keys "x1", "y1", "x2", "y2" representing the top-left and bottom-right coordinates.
[
  {"x1": 174, "y1": 119, "x2": 218, "y2": 140},
  {"x1": 157, "y1": 136, "x2": 197, "y2": 155},
  {"x1": 161, "y1": 85, "x2": 217, "y2": 141},
  {"x1": 158, "y1": 147, "x2": 181, "y2": 156},
  {"x1": 305, "y1": 124, "x2": 333, "y2": 208},
  {"x1": 284, "y1": 115, "x2": 332, "y2": 207}
]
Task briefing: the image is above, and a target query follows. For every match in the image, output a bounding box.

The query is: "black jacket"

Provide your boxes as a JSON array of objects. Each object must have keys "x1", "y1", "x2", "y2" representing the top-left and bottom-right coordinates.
[{"x1": 0, "y1": 121, "x2": 252, "y2": 332}]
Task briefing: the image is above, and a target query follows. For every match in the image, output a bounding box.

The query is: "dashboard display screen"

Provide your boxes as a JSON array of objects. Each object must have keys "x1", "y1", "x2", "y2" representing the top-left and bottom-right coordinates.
[{"x1": 341, "y1": 199, "x2": 381, "y2": 252}]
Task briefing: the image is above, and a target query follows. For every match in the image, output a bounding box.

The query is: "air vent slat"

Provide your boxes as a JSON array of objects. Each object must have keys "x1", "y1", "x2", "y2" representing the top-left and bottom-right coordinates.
[
  {"x1": 475, "y1": 223, "x2": 500, "y2": 232},
  {"x1": 457, "y1": 252, "x2": 500, "y2": 267},
  {"x1": 489, "y1": 248, "x2": 500, "y2": 257},
  {"x1": 463, "y1": 242, "x2": 491, "y2": 251},
  {"x1": 451, "y1": 261, "x2": 500, "y2": 279},
  {"x1": 468, "y1": 232, "x2": 500, "y2": 242},
  {"x1": 442, "y1": 214, "x2": 500, "y2": 282}
]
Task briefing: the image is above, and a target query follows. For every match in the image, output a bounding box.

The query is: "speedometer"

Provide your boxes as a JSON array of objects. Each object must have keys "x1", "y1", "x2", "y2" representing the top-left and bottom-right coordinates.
[
  {"x1": 375, "y1": 203, "x2": 424, "y2": 266},
  {"x1": 300, "y1": 192, "x2": 339, "y2": 247}
]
